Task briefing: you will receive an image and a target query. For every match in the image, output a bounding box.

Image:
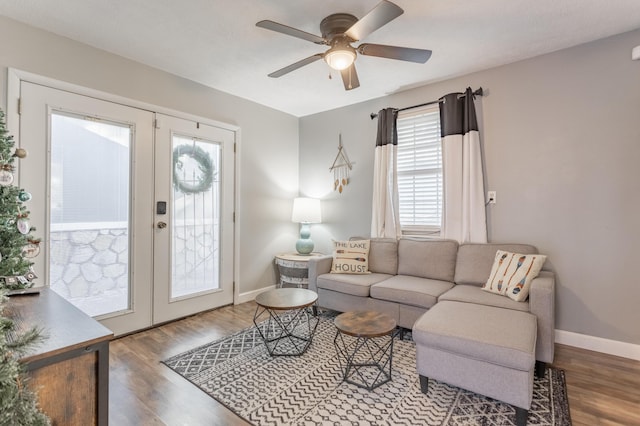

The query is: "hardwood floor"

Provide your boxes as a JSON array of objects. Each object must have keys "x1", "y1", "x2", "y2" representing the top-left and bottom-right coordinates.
[
  {"x1": 110, "y1": 302, "x2": 256, "y2": 426},
  {"x1": 110, "y1": 302, "x2": 640, "y2": 425},
  {"x1": 552, "y1": 344, "x2": 640, "y2": 425}
]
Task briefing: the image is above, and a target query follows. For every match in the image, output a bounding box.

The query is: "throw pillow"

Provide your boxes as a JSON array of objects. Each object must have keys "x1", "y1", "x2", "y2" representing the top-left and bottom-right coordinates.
[
  {"x1": 482, "y1": 250, "x2": 547, "y2": 302},
  {"x1": 331, "y1": 240, "x2": 371, "y2": 274}
]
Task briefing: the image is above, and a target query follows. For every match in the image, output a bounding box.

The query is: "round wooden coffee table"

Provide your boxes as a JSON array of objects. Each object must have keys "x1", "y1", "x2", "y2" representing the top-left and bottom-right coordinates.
[
  {"x1": 253, "y1": 288, "x2": 319, "y2": 356},
  {"x1": 333, "y1": 311, "x2": 397, "y2": 390}
]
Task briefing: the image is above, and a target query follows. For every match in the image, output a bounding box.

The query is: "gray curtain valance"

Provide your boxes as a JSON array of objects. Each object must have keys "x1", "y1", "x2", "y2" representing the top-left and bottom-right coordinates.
[
  {"x1": 375, "y1": 108, "x2": 398, "y2": 147},
  {"x1": 440, "y1": 87, "x2": 479, "y2": 137}
]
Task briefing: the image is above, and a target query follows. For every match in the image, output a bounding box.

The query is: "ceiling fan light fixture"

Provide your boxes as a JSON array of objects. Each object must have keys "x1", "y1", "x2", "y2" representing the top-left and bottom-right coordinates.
[
  {"x1": 257, "y1": 1, "x2": 430, "y2": 90},
  {"x1": 324, "y1": 46, "x2": 356, "y2": 70}
]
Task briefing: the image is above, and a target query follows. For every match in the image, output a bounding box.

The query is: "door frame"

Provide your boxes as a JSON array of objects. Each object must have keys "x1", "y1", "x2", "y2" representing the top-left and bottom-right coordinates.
[{"x1": 7, "y1": 68, "x2": 242, "y2": 323}]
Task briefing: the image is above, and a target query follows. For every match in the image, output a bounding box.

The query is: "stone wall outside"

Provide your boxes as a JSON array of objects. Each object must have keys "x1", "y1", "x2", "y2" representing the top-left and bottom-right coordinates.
[
  {"x1": 49, "y1": 223, "x2": 217, "y2": 316},
  {"x1": 50, "y1": 227, "x2": 128, "y2": 316}
]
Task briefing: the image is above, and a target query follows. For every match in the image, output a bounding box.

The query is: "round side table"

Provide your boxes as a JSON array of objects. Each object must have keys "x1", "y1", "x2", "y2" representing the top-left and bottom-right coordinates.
[
  {"x1": 253, "y1": 288, "x2": 319, "y2": 356},
  {"x1": 333, "y1": 310, "x2": 397, "y2": 390}
]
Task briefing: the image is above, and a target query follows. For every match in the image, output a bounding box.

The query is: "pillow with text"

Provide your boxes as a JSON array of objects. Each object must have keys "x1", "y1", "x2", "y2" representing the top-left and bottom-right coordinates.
[{"x1": 331, "y1": 240, "x2": 371, "y2": 274}]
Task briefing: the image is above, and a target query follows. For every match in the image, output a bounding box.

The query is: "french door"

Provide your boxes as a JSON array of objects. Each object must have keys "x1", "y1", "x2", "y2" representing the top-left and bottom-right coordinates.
[
  {"x1": 17, "y1": 80, "x2": 235, "y2": 335},
  {"x1": 153, "y1": 114, "x2": 234, "y2": 323}
]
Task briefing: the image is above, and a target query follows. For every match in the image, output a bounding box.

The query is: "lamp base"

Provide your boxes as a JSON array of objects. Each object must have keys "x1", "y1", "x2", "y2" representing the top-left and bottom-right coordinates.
[
  {"x1": 295, "y1": 239, "x2": 314, "y2": 255},
  {"x1": 296, "y1": 223, "x2": 314, "y2": 255}
]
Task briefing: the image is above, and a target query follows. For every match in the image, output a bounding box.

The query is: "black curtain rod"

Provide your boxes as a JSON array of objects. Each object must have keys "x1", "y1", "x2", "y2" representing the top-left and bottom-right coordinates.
[{"x1": 369, "y1": 87, "x2": 484, "y2": 120}]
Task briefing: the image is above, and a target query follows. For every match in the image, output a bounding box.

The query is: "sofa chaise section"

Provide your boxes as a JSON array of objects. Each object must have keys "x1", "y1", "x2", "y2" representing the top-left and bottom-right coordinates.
[{"x1": 441, "y1": 243, "x2": 555, "y2": 364}]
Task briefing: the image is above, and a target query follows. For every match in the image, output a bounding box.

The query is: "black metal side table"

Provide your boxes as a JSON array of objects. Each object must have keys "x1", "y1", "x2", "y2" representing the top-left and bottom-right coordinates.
[
  {"x1": 253, "y1": 288, "x2": 319, "y2": 356},
  {"x1": 333, "y1": 311, "x2": 397, "y2": 390}
]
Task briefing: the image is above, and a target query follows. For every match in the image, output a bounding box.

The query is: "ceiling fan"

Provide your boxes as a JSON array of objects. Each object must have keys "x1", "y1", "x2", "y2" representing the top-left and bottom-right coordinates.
[{"x1": 256, "y1": 0, "x2": 432, "y2": 90}]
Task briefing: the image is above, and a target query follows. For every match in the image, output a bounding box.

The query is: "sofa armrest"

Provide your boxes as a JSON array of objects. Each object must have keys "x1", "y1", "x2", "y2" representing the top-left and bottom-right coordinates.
[
  {"x1": 529, "y1": 270, "x2": 555, "y2": 364},
  {"x1": 308, "y1": 255, "x2": 333, "y2": 293}
]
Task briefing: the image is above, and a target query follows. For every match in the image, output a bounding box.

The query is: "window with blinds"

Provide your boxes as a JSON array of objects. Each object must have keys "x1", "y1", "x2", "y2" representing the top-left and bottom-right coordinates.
[{"x1": 396, "y1": 105, "x2": 442, "y2": 234}]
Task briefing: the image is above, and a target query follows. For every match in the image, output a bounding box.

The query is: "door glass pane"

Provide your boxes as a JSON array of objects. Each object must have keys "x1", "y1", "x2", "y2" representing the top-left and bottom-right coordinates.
[
  {"x1": 49, "y1": 112, "x2": 131, "y2": 317},
  {"x1": 171, "y1": 136, "x2": 220, "y2": 299}
]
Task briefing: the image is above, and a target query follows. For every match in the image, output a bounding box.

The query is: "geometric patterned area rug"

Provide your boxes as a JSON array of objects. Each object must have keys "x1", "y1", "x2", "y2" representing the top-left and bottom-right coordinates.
[{"x1": 163, "y1": 311, "x2": 571, "y2": 426}]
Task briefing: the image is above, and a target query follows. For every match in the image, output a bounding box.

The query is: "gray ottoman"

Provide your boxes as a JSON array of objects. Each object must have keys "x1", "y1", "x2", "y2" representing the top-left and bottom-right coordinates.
[{"x1": 413, "y1": 301, "x2": 537, "y2": 426}]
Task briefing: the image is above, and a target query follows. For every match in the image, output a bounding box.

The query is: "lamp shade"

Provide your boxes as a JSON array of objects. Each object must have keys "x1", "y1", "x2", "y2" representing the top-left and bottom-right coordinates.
[
  {"x1": 291, "y1": 197, "x2": 321, "y2": 223},
  {"x1": 324, "y1": 47, "x2": 356, "y2": 70}
]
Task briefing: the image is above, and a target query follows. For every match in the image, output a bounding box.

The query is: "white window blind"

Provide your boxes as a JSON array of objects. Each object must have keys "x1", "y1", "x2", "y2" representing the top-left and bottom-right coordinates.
[{"x1": 396, "y1": 105, "x2": 442, "y2": 233}]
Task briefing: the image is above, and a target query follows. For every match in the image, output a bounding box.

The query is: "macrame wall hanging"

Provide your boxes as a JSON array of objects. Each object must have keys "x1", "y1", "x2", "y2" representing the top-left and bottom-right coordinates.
[{"x1": 329, "y1": 134, "x2": 354, "y2": 193}]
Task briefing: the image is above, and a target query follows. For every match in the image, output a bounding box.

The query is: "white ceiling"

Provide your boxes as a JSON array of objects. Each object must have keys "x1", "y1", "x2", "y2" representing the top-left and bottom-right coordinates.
[{"x1": 1, "y1": 0, "x2": 640, "y2": 117}]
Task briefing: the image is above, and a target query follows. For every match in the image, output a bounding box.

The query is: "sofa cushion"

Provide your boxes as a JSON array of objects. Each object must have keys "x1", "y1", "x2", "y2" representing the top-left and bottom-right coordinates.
[
  {"x1": 331, "y1": 240, "x2": 370, "y2": 274},
  {"x1": 413, "y1": 301, "x2": 536, "y2": 371},
  {"x1": 370, "y1": 275, "x2": 454, "y2": 309},
  {"x1": 397, "y1": 239, "x2": 458, "y2": 282},
  {"x1": 439, "y1": 285, "x2": 529, "y2": 312},
  {"x1": 317, "y1": 272, "x2": 392, "y2": 297},
  {"x1": 368, "y1": 238, "x2": 399, "y2": 275},
  {"x1": 454, "y1": 243, "x2": 538, "y2": 286},
  {"x1": 483, "y1": 250, "x2": 547, "y2": 302}
]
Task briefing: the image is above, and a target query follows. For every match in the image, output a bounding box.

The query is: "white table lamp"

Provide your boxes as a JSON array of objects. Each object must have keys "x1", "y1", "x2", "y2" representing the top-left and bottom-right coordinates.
[{"x1": 291, "y1": 197, "x2": 321, "y2": 255}]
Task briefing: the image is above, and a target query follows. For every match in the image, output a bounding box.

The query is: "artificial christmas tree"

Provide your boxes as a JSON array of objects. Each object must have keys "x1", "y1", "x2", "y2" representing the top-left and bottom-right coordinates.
[
  {"x1": 0, "y1": 108, "x2": 49, "y2": 424},
  {"x1": 0, "y1": 108, "x2": 40, "y2": 291}
]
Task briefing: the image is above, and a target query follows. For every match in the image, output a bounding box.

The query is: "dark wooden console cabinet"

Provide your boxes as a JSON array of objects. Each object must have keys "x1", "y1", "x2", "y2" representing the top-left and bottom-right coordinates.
[{"x1": 7, "y1": 287, "x2": 113, "y2": 425}]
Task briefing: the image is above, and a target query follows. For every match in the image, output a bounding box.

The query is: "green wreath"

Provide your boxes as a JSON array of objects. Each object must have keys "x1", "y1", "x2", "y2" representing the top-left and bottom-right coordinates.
[{"x1": 172, "y1": 145, "x2": 215, "y2": 194}]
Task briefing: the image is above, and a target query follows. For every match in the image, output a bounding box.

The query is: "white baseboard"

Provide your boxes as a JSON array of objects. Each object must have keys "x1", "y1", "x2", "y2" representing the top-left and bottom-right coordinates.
[
  {"x1": 555, "y1": 329, "x2": 640, "y2": 361},
  {"x1": 236, "y1": 285, "x2": 276, "y2": 305}
]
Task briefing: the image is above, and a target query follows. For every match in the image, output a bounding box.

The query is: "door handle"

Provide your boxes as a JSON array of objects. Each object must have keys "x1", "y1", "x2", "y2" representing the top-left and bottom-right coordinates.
[{"x1": 157, "y1": 221, "x2": 167, "y2": 229}]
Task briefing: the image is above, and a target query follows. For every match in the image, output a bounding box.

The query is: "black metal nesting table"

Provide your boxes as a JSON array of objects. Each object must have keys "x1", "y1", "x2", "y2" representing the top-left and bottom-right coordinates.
[
  {"x1": 253, "y1": 288, "x2": 319, "y2": 356},
  {"x1": 333, "y1": 310, "x2": 397, "y2": 390}
]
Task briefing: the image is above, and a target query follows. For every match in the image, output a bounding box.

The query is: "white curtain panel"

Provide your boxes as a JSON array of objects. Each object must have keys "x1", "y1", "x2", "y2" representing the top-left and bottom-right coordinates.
[
  {"x1": 440, "y1": 89, "x2": 487, "y2": 243},
  {"x1": 371, "y1": 108, "x2": 401, "y2": 239}
]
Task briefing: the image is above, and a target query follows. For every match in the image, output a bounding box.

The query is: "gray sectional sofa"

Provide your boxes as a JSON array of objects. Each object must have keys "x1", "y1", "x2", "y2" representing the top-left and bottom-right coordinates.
[
  {"x1": 308, "y1": 238, "x2": 555, "y2": 365},
  {"x1": 308, "y1": 238, "x2": 555, "y2": 424}
]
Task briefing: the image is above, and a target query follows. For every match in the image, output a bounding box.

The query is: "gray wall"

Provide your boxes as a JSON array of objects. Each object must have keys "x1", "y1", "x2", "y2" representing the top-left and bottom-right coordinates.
[
  {"x1": 300, "y1": 29, "x2": 640, "y2": 345},
  {"x1": 0, "y1": 16, "x2": 299, "y2": 296}
]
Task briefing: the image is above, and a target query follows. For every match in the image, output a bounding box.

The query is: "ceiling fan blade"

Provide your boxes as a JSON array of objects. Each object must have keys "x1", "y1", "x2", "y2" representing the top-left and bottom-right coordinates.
[
  {"x1": 358, "y1": 43, "x2": 432, "y2": 63},
  {"x1": 340, "y1": 65, "x2": 360, "y2": 91},
  {"x1": 256, "y1": 20, "x2": 326, "y2": 45},
  {"x1": 268, "y1": 53, "x2": 324, "y2": 78},
  {"x1": 345, "y1": 0, "x2": 403, "y2": 41}
]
